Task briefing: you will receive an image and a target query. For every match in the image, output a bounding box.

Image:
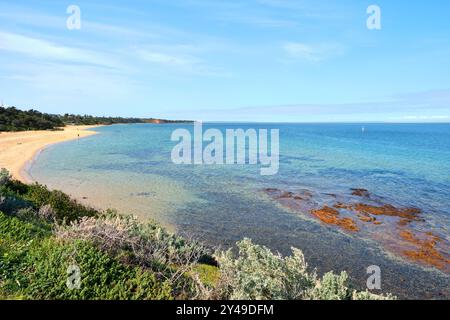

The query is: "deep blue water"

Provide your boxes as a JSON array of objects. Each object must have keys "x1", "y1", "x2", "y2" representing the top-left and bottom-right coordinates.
[{"x1": 30, "y1": 123, "x2": 450, "y2": 299}]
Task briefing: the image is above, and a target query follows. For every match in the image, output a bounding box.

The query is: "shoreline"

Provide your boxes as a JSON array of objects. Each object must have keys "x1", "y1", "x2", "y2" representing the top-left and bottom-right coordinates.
[
  {"x1": 0, "y1": 125, "x2": 102, "y2": 183},
  {"x1": 0, "y1": 124, "x2": 177, "y2": 233}
]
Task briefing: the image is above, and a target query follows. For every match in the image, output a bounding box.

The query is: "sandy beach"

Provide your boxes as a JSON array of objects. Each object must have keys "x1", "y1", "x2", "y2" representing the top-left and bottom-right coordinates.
[{"x1": 0, "y1": 125, "x2": 101, "y2": 183}]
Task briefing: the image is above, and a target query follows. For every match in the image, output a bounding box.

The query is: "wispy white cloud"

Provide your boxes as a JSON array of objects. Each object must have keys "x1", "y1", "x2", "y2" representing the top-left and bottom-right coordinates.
[
  {"x1": 0, "y1": 30, "x2": 228, "y2": 77},
  {"x1": 0, "y1": 3, "x2": 153, "y2": 39},
  {"x1": 177, "y1": 0, "x2": 349, "y2": 28},
  {"x1": 283, "y1": 42, "x2": 345, "y2": 62},
  {"x1": 6, "y1": 62, "x2": 133, "y2": 95},
  {"x1": 136, "y1": 49, "x2": 199, "y2": 67},
  {"x1": 0, "y1": 2, "x2": 232, "y2": 78},
  {"x1": 0, "y1": 31, "x2": 121, "y2": 69},
  {"x1": 215, "y1": 13, "x2": 298, "y2": 28},
  {"x1": 0, "y1": 60, "x2": 142, "y2": 115},
  {"x1": 133, "y1": 44, "x2": 232, "y2": 77}
]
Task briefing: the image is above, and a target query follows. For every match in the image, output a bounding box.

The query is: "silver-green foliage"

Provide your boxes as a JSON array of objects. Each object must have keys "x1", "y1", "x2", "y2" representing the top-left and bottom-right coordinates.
[
  {"x1": 0, "y1": 168, "x2": 11, "y2": 186},
  {"x1": 213, "y1": 238, "x2": 396, "y2": 300},
  {"x1": 55, "y1": 211, "x2": 208, "y2": 268}
]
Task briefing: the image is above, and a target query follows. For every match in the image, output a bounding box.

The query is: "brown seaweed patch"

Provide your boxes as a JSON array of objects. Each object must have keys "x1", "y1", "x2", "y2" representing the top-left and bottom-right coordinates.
[
  {"x1": 311, "y1": 206, "x2": 359, "y2": 232},
  {"x1": 358, "y1": 214, "x2": 376, "y2": 223},
  {"x1": 398, "y1": 219, "x2": 411, "y2": 227},
  {"x1": 398, "y1": 231, "x2": 450, "y2": 272},
  {"x1": 352, "y1": 204, "x2": 422, "y2": 225},
  {"x1": 263, "y1": 186, "x2": 449, "y2": 272},
  {"x1": 333, "y1": 202, "x2": 353, "y2": 210}
]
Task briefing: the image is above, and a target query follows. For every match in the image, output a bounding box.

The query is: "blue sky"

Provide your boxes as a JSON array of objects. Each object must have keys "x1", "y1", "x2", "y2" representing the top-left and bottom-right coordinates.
[{"x1": 0, "y1": 0, "x2": 449, "y2": 122}]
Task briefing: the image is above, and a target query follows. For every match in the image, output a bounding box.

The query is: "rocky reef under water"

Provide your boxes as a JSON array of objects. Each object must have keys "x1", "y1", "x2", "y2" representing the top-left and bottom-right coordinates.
[{"x1": 263, "y1": 187, "x2": 450, "y2": 273}]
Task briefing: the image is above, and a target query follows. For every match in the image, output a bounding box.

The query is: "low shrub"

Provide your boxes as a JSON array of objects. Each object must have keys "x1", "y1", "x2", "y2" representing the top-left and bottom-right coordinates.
[
  {"x1": 0, "y1": 169, "x2": 11, "y2": 186},
  {"x1": 0, "y1": 175, "x2": 97, "y2": 223},
  {"x1": 0, "y1": 211, "x2": 50, "y2": 241},
  {"x1": 0, "y1": 211, "x2": 52, "y2": 297},
  {"x1": 23, "y1": 184, "x2": 98, "y2": 223},
  {"x1": 54, "y1": 211, "x2": 213, "y2": 298},
  {"x1": 20, "y1": 239, "x2": 173, "y2": 300},
  {"x1": 0, "y1": 194, "x2": 31, "y2": 216},
  {"x1": 192, "y1": 264, "x2": 220, "y2": 288},
  {"x1": 212, "y1": 238, "x2": 316, "y2": 300},
  {"x1": 55, "y1": 212, "x2": 211, "y2": 269},
  {"x1": 0, "y1": 211, "x2": 173, "y2": 300},
  {"x1": 207, "y1": 238, "x2": 396, "y2": 300}
]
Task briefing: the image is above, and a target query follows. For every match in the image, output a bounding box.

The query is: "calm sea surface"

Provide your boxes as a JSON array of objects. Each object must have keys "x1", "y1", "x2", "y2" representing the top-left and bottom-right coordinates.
[{"x1": 29, "y1": 123, "x2": 450, "y2": 299}]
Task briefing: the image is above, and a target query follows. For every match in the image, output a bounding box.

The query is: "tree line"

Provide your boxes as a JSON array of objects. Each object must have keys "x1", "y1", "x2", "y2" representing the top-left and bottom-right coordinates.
[{"x1": 0, "y1": 106, "x2": 190, "y2": 132}]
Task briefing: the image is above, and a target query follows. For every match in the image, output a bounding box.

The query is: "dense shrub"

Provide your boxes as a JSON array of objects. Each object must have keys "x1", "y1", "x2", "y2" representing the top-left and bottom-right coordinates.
[
  {"x1": 0, "y1": 107, "x2": 64, "y2": 131},
  {"x1": 0, "y1": 212, "x2": 172, "y2": 300},
  {"x1": 207, "y1": 238, "x2": 395, "y2": 300},
  {"x1": 21, "y1": 239, "x2": 173, "y2": 300},
  {"x1": 192, "y1": 264, "x2": 220, "y2": 288},
  {"x1": 1, "y1": 178, "x2": 96, "y2": 223},
  {"x1": 0, "y1": 211, "x2": 52, "y2": 298},
  {"x1": 309, "y1": 271, "x2": 352, "y2": 300},
  {"x1": 0, "y1": 194, "x2": 32, "y2": 216},
  {"x1": 211, "y1": 238, "x2": 315, "y2": 300},
  {"x1": 55, "y1": 212, "x2": 211, "y2": 268},
  {"x1": 23, "y1": 183, "x2": 98, "y2": 223},
  {"x1": 0, "y1": 169, "x2": 11, "y2": 186},
  {"x1": 0, "y1": 211, "x2": 50, "y2": 241},
  {"x1": 54, "y1": 211, "x2": 213, "y2": 298}
]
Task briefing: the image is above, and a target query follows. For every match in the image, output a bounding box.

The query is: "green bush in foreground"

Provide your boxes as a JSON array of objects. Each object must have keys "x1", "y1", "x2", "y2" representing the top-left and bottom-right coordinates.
[
  {"x1": 1, "y1": 179, "x2": 97, "y2": 223},
  {"x1": 21, "y1": 239, "x2": 173, "y2": 300},
  {"x1": 23, "y1": 184, "x2": 98, "y2": 223},
  {"x1": 0, "y1": 212, "x2": 172, "y2": 300},
  {"x1": 0, "y1": 169, "x2": 11, "y2": 186}
]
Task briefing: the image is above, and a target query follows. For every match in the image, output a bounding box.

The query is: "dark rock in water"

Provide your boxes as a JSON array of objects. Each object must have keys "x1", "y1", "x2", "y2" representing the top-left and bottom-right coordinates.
[
  {"x1": 130, "y1": 192, "x2": 155, "y2": 197},
  {"x1": 262, "y1": 188, "x2": 316, "y2": 213},
  {"x1": 351, "y1": 188, "x2": 370, "y2": 197}
]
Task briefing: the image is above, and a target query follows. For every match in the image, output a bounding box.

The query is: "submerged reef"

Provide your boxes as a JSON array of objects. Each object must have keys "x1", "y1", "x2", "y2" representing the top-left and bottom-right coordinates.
[
  {"x1": 310, "y1": 206, "x2": 359, "y2": 232},
  {"x1": 263, "y1": 187, "x2": 450, "y2": 273}
]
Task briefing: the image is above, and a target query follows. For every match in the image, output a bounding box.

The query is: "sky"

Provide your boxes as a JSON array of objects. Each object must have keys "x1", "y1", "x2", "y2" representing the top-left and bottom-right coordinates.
[{"x1": 0, "y1": 0, "x2": 450, "y2": 122}]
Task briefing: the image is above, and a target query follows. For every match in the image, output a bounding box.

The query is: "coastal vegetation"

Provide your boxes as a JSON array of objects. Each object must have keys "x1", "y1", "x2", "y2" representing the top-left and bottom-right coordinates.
[
  {"x1": 0, "y1": 106, "x2": 190, "y2": 132},
  {"x1": 0, "y1": 107, "x2": 64, "y2": 131},
  {"x1": 0, "y1": 168, "x2": 394, "y2": 300}
]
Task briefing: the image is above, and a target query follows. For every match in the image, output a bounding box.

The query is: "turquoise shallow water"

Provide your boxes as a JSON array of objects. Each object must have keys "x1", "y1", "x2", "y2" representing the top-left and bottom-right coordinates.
[{"x1": 30, "y1": 123, "x2": 450, "y2": 299}]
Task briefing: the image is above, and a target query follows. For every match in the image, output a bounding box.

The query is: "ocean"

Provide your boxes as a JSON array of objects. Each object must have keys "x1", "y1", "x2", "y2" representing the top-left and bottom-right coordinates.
[{"x1": 29, "y1": 123, "x2": 450, "y2": 299}]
